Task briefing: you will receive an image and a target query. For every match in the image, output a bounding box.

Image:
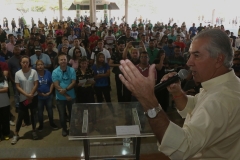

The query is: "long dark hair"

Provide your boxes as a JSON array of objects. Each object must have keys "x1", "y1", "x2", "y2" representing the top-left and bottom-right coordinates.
[
  {"x1": 73, "y1": 47, "x2": 81, "y2": 60},
  {"x1": 0, "y1": 67, "x2": 6, "y2": 83}
]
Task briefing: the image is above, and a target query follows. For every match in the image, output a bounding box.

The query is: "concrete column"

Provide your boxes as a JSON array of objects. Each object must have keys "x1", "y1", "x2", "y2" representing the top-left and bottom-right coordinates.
[
  {"x1": 76, "y1": 4, "x2": 80, "y2": 21},
  {"x1": 104, "y1": 4, "x2": 108, "y2": 24},
  {"x1": 212, "y1": 9, "x2": 215, "y2": 25},
  {"x1": 59, "y1": 0, "x2": 63, "y2": 21},
  {"x1": 93, "y1": 0, "x2": 96, "y2": 22},
  {"x1": 90, "y1": 0, "x2": 96, "y2": 23},
  {"x1": 125, "y1": 0, "x2": 128, "y2": 23}
]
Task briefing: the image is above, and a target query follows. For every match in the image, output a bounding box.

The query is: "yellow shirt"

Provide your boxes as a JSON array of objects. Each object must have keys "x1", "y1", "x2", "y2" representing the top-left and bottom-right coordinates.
[
  {"x1": 24, "y1": 28, "x2": 30, "y2": 38},
  {"x1": 158, "y1": 70, "x2": 240, "y2": 159}
]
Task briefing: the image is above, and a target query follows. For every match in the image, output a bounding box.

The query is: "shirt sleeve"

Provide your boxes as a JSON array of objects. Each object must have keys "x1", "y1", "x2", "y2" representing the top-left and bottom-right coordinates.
[
  {"x1": 91, "y1": 52, "x2": 95, "y2": 60},
  {"x1": 46, "y1": 54, "x2": 51, "y2": 65},
  {"x1": 33, "y1": 70, "x2": 39, "y2": 81},
  {"x1": 81, "y1": 47, "x2": 87, "y2": 57},
  {"x1": 177, "y1": 95, "x2": 195, "y2": 118},
  {"x1": 52, "y1": 70, "x2": 58, "y2": 82},
  {"x1": 3, "y1": 80, "x2": 8, "y2": 87},
  {"x1": 106, "y1": 50, "x2": 111, "y2": 59},
  {"x1": 0, "y1": 62, "x2": 9, "y2": 71},
  {"x1": 70, "y1": 68, "x2": 76, "y2": 80},
  {"x1": 15, "y1": 72, "x2": 19, "y2": 83},
  {"x1": 159, "y1": 98, "x2": 230, "y2": 159}
]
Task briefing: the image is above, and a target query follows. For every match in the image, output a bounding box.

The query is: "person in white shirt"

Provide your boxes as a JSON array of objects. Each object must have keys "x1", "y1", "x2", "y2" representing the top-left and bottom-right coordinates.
[
  {"x1": 90, "y1": 39, "x2": 111, "y2": 64},
  {"x1": 6, "y1": 34, "x2": 15, "y2": 53},
  {"x1": 130, "y1": 26, "x2": 138, "y2": 40},
  {"x1": 119, "y1": 29, "x2": 240, "y2": 159},
  {"x1": 104, "y1": 30, "x2": 116, "y2": 49},
  {"x1": 68, "y1": 38, "x2": 87, "y2": 58}
]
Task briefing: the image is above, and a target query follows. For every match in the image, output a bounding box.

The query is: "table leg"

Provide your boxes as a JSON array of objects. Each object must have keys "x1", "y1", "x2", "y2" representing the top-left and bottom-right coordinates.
[
  {"x1": 133, "y1": 137, "x2": 141, "y2": 160},
  {"x1": 83, "y1": 139, "x2": 90, "y2": 160}
]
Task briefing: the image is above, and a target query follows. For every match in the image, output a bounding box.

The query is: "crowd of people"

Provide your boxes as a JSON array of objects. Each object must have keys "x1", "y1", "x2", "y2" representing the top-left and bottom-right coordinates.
[{"x1": 0, "y1": 15, "x2": 240, "y2": 149}]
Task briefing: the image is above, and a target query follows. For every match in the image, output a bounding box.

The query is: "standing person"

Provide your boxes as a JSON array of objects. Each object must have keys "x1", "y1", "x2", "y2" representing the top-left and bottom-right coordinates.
[
  {"x1": 8, "y1": 46, "x2": 21, "y2": 112},
  {"x1": 75, "y1": 57, "x2": 95, "y2": 103},
  {"x1": 92, "y1": 53, "x2": 115, "y2": 115},
  {"x1": 0, "y1": 67, "x2": 10, "y2": 141},
  {"x1": 11, "y1": 55, "x2": 39, "y2": 145},
  {"x1": 0, "y1": 42, "x2": 13, "y2": 62},
  {"x1": 36, "y1": 60, "x2": 58, "y2": 131},
  {"x1": 119, "y1": 29, "x2": 240, "y2": 159},
  {"x1": 90, "y1": 39, "x2": 111, "y2": 64},
  {"x1": 11, "y1": 18, "x2": 16, "y2": 33},
  {"x1": 88, "y1": 30, "x2": 100, "y2": 51},
  {"x1": 153, "y1": 49, "x2": 169, "y2": 112},
  {"x1": 52, "y1": 53, "x2": 76, "y2": 137},
  {"x1": 6, "y1": 34, "x2": 15, "y2": 53},
  {"x1": 189, "y1": 23, "x2": 197, "y2": 38},
  {"x1": 109, "y1": 41, "x2": 125, "y2": 102}
]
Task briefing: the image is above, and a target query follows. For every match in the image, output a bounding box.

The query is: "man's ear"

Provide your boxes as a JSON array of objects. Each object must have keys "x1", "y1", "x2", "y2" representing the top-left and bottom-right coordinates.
[{"x1": 216, "y1": 54, "x2": 225, "y2": 68}]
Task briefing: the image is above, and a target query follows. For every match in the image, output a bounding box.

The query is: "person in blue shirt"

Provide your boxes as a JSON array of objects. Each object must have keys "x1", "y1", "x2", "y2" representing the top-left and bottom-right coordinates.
[
  {"x1": 52, "y1": 53, "x2": 76, "y2": 137},
  {"x1": 189, "y1": 23, "x2": 197, "y2": 38},
  {"x1": 36, "y1": 60, "x2": 58, "y2": 131},
  {"x1": 30, "y1": 46, "x2": 51, "y2": 70},
  {"x1": 92, "y1": 52, "x2": 115, "y2": 115}
]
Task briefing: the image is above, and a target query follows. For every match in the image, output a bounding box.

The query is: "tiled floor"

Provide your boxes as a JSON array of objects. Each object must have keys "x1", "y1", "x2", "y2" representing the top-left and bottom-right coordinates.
[{"x1": 0, "y1": 73, "x2": 184, "y2": 159}]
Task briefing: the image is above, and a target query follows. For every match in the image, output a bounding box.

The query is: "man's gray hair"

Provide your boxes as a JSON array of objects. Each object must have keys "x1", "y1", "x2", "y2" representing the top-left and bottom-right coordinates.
[{"x1": 193, "y1": 29, "x2": 233, "y2": 68}]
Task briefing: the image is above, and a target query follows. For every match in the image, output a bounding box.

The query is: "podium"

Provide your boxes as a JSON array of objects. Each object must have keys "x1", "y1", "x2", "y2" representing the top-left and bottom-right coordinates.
[{"x1": 69, "y1": 102, "x2": 155, "y2": 160}]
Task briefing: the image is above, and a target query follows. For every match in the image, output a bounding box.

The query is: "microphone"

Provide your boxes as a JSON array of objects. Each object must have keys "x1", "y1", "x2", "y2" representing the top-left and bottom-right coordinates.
[{"x1": 154, "y1": 69, "x2": 189, "y2": 92}]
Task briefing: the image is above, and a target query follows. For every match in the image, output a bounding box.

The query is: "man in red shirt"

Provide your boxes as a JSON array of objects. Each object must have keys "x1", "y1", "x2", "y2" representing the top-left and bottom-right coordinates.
[
  {"x1": 88, "y1": 30, "x2": 99, "y2": 51},
  {"x1": 174, "y1": 35, "x2": 186, "y2": 52}
]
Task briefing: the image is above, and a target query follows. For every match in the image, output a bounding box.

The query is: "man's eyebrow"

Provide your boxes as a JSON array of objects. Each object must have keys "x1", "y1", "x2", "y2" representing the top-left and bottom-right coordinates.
[{"x1": 189, "y1": 51, "x2": 200, "y2": 54}]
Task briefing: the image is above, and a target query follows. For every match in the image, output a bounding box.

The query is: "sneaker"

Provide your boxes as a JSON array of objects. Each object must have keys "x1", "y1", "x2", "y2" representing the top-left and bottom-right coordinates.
[
  {"x1": 50, "y1": 123, "x2": 58, "y2": 130},
  {"x1": 32, "y1": 132, "x2": 38, "y2": 140},
  {"x1": 37, "y1": 125, "x2": 43, "y2": 132},
  {"x1": 10, "y1": 121, "x2": 15, "y2": 126},
  {"x1": 11, "y1": 135, "x2": 19, "y2": 145},
  {"x1": 4, "y1": 136, "x2": 9, "y2": 140},
  {"x1": 62, "y1": 129, "x2": 68, "y2": 137}
]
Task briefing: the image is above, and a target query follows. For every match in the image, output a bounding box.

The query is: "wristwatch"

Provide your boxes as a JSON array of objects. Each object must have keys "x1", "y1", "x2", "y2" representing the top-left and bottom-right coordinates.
[{"x1": 144, "y1": 104, "x2": 162, "y2": 118}]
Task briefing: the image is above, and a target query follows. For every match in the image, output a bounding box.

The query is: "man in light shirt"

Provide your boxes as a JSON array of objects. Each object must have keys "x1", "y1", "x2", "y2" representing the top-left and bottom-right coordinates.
[
  {"x1": 68, "y1": 38, "x2": 87, "y2": 58},
  {"x1": 119, "y1": 29, "x2": 240, "y2": 159},
  {"x1": 6, "y1": 34, "x2": 15, "y2": 53}
]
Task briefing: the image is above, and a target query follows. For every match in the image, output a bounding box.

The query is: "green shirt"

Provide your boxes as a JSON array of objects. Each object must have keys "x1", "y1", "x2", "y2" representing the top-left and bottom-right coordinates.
[
  {"x1": 148, "y1": 23, "x2": 153, "y2": 30},
  {"x1": 147, "y1": 47, "x2": 159, "y2": 64}
]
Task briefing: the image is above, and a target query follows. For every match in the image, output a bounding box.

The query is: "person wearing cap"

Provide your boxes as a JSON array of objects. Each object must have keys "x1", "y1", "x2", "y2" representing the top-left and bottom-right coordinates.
[
  {"x1": 30, "y1": 46, "x2": 51, "y2": 69},
  {"x1": 44, "y1": 41, "x2": 57, "y2": 72}
]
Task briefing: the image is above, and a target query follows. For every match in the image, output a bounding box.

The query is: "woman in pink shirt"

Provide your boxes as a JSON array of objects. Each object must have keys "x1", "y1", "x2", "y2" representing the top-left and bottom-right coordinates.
[{"x1": 69, "y1": 47, "x2": 82, "y2": 70}]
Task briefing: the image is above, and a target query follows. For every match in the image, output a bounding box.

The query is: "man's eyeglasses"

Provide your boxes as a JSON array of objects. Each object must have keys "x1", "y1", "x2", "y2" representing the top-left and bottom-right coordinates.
[{"x1": 140, "y1": 56, "x2": 148, "y2": 58}]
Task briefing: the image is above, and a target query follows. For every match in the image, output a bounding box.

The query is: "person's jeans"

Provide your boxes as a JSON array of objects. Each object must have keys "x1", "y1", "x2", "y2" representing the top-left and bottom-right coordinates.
[
  {"x1": 0, "y1": 106, "x2": 10, "y2": 137},
  {"x1": 12, "y1": 83, "x2": 20, "y2": 108},
  {"x1": 38, "y1": 94, "x2": 54, "y2": 126},
  {"x1": 16, "y1": 96, "x2": 38, "y2": 132},
  {"x1": 56, "y1": 99, "x2": 75, "y2": 130},
  {"x1": 115, "y1": 74, "x2": 124, "y2": 102}
]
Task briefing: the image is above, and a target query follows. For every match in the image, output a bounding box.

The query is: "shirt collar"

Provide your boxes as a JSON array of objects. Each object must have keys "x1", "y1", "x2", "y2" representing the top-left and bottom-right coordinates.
[{"x1": 201, "y1": 69, "x2": 235, "y2": 91}]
